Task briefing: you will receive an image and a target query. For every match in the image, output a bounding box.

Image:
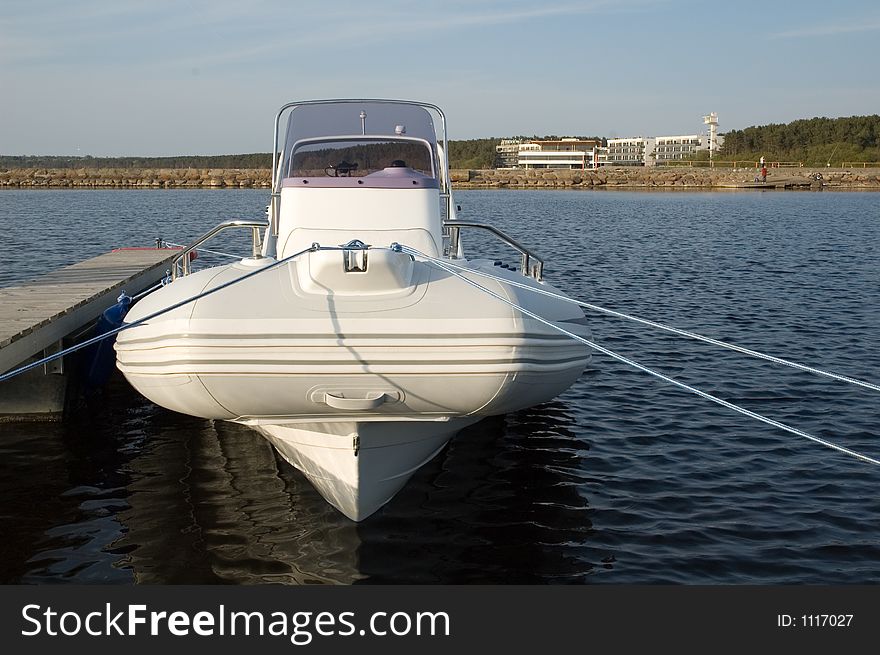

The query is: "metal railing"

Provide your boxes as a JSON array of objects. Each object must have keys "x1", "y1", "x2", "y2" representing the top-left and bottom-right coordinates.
[
  {"x1": 443, "y1": 220, "x2": 544, "y2": 281},
  {"x1": 658, "y1": 161, "x2": 880, "y2": 169},
  {"x1": 657, "y1": 160, "x2": 805, "y2": 168},
  {"x1": 171, "y1": 219, "x2": 266, "y2": 279}
]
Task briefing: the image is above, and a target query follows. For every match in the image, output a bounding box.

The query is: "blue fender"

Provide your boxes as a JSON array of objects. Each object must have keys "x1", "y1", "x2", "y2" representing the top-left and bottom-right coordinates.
[{"x1": 82, "y1": 292, "x2": 133, "y2": 389}]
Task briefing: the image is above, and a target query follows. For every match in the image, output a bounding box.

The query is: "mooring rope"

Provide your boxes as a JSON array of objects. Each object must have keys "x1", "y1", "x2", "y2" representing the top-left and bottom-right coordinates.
[
  {"x1": 395, "y1": 244, "x2": 880, "y2": 467},
  {"x1": 403, "y1": 250, "x2": 880, "y2": 394},
  {"x1": 132, "y1": 280, "x2": 166, "y2": 301}
]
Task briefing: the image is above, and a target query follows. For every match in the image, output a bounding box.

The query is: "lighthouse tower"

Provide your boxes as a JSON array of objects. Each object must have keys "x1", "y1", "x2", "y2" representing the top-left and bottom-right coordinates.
[{"x1": 703, "y1": 112, "x2": 719, "y2": 160}]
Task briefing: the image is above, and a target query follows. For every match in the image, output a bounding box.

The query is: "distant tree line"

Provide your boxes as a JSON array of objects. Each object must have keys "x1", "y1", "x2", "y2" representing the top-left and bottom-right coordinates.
[
  {"x1": 719, "y1": 115, "x2": 880, "y2": 164},
  {"x1": 511, "y1": 134, "x2": 607, "y2": 145},
  {"x1": 446, "y1": 138, "x2": 500, "y2": 169},
  {"x1": 1, "y1": 136, "x2": 610, "y2": 172},
  {"x1": 0, "y1": 153, "x2": 274, "y2": 170},
  {"x1": 0, "y1": 143, "x2": 500, "y2": 171}
]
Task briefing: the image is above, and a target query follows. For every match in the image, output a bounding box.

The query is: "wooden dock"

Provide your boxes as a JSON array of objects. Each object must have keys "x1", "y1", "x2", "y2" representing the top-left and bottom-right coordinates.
[
  {"x1": 716, "y1": 176, "x2": 816, "y2": 190},
  {"x1": 0, "y1": 248, "x2": 179, "y2": 419}
]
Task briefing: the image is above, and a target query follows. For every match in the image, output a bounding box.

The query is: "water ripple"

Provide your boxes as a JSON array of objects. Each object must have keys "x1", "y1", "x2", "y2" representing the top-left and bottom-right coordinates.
[{"x1": 0, "y1": 189, "x2": 878, "y2": 584}]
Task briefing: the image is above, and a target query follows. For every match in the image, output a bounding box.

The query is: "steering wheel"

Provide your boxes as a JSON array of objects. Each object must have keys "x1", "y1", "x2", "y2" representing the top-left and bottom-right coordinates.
[{"x1": 325, "y1": 161, "x2": 359, "y2": 177}]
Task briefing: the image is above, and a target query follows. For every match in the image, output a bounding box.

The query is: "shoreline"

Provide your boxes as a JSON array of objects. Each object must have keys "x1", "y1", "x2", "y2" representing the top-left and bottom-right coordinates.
[
  {"x1": 451, "y1": 167, "x2": 880, "y2": 190},
  {"x1": 0, "y1": 168, "x2": 271, "y2": 189},
  {"x1": 1, "y1": 166, "x2": 878, "y2": 189}
]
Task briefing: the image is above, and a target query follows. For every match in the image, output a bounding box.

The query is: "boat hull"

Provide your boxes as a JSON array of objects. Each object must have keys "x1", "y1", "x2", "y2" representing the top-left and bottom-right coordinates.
[{"x1": 252, "y1": 418, "x2": 477, "y2": 520}]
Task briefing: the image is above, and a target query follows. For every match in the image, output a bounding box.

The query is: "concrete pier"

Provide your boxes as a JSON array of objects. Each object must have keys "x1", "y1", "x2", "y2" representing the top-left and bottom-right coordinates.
[{"x1": 0, "y1": 248, "x2": 180, "y2": 420}]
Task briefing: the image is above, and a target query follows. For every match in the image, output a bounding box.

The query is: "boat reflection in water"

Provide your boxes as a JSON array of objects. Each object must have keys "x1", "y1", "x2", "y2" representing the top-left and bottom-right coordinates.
[
  {"x1": 113, "y1": 416, "x2": 364, "y2": 584},
  {"x1": 111, "y1": 398, "x2": 596, "y2": 584}
]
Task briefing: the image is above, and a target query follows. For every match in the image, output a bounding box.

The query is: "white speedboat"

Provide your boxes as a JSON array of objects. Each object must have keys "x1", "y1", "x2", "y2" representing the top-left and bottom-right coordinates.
[{"x1": 116, "y1": 99, "x2": 590, "y2": 520}]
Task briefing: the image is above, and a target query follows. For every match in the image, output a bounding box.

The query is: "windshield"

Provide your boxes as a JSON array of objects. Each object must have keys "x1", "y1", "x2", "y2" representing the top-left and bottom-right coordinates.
[{"x1": 289, "y1": 138, "x2": 434, "y2": 177}]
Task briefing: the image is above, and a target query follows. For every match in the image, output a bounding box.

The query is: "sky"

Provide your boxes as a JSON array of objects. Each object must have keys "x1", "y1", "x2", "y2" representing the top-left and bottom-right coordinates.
[{"x1": 1, "y1": 0, "x2": 879, "y2": 156}]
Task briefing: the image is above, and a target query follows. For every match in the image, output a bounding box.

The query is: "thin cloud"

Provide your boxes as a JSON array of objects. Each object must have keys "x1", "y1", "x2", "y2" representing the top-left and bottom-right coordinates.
[
  {"x1": 770, "y1": 19, "x2": 880, "y2": 38},
  {"x1": 2, "y1": 0, "x2": 652, "y2": 70},
  {"x1": 177, "y1": 0, "x2": 627, "y2": 68}
]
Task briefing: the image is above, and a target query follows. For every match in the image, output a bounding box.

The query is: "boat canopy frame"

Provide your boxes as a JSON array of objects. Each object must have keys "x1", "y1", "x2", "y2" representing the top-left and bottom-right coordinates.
[{"x1": 270, "y1": 99, "x2": 452, "y2": 238}]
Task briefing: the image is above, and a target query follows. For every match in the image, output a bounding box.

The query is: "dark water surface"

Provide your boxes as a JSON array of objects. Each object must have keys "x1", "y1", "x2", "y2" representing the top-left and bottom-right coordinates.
[{"x1": 1, "y1": 189, "x2": 878, "y2": 584}]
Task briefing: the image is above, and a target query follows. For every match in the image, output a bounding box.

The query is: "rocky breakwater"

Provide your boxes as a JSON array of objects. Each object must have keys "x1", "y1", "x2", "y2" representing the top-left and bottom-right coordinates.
[
  {"x1": 0, "y1": 168, "x2": 273, "y2": 188},
  {"x1": 2, "y1": 166, "x2": 878, "y2": 190},
  {"x1": 450, "y1": 167, "x2": 880, "y2": 190}
]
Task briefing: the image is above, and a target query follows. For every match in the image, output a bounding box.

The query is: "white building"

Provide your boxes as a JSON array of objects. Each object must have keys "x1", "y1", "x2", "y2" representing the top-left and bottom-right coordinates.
[
  {"x1": 606, "y1": 112, "x2": 724, "y2": 166},
  {"x1": 653, "y1": 133, "x2": 726, "y2": 163},
  {"x1": 516, "y1": 138, "x2": 606, "y2": 169},
  {"x1": 653, "y1": 135, "x2": 704, "y2": 162},
  {"x1": 606, "y1": 137, "x2": 656, "y2": 166},
  {"x1": 496, "y1": 111, "x2": 723, "y2": 169},
  {"x1": 494, "y1": 138, "x2": 522, "y2": 169}
]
